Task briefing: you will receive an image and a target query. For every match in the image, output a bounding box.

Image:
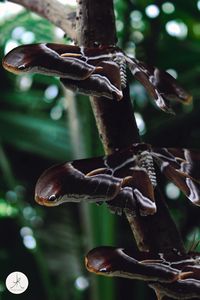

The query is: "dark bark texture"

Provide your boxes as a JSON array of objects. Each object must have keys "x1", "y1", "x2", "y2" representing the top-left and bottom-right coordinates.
[{"x1": 76, "y1": 0, "x2": 117, "y2": 47}]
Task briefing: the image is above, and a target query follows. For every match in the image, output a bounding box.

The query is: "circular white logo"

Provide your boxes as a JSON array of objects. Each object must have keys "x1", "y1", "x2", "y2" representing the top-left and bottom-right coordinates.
[{"x1": 6, "y1": 272, "x2": 29, "y2": 294}]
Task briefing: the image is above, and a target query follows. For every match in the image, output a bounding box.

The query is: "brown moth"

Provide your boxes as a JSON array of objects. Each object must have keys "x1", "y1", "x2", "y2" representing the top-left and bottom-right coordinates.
[
  {"x1": 85, "y1": 246, "x2": 200, "y2": 299},
  {"x1": 35, "y1": 143, "x2": 200, "y2": 217},
  {"x1": 2, "y1": 44, "x2": 192, "y2": 113}
]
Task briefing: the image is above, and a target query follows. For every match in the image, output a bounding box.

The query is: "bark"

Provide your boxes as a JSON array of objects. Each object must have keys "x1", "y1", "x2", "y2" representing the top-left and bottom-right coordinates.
[
  {"x1": 90, "y1": 87, "x2": 139, "y2": 154},
  {"x1": 8, "y1": 0, "x2": 76, "y2": 40},
  {"x1": 76, "y1": 0, "x2": 117, "y2": 47}
]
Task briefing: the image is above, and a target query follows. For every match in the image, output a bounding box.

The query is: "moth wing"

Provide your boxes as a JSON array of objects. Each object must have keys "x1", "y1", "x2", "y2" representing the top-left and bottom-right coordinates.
[
  {"x1": 167, "y1": 148, "x2": 200, "y2": 183},
  {"x1": 35, "y1": 154, "x2": 122, "y2": 206},
  {"x1": 72, "y1": 155, "x2": 109, "y2": 175},
  {"x1": 106, "y1": 186, "x2": 137, "y2": 216},
  {"x1": 2, "y1": 43, "x2": 96, "y2": 80},
  {"x1": 61, "y1": 60, "x2": 123, "y2": 100},
  {"x1": 153, "y1": 150, "x2": 200, "y2": 206},
  {"x1": 126, "y1": 56, "x2": 192, "y2": 114},
  {"x1": 122, "y1": 170, "x2": 156, "y2": 216},
  {"x1": 67, "y1": 156, "x2": 123, "y2": 202},
  {"x1": 150, "y1": 277, "x2": 200, "y2": 299},
  {"x1": 85, "y1": 246, "x2": 178, "y2": 282},
  {"x1": 153, "y1": 148, "x2": 200, "y2": 183}
]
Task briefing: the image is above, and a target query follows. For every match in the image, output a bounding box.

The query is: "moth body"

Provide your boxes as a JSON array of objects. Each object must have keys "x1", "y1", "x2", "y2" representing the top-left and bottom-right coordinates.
[
  {"x1": 139, "y1": 151, "x2": 157, "y2": 187},
  {"x1": 113, "y1": 54, "x2": 127, "y2": 88}
]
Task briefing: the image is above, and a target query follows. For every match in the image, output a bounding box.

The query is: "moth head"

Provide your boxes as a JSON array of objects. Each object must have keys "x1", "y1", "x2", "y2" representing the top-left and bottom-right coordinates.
[
  {"x1": 85, "y1": 246, "x2": 125, "y2": 276},
  {"x1": 2, "y1": 44, "x2": 33, "y2": 74},
  {"x1": 35, "y1": 163, "x2": 76, "y2": 207}
]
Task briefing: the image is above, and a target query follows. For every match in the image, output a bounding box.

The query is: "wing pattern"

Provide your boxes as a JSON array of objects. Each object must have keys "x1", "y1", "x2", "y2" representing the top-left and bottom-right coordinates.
[
  {"x1": 2, "y1": 44, "x2": 192, "y2": 113},
  {"x1": 35, "y1": 143, "x2": 200, "y2": 216},
  {"x1": 85, "y1": 246, "x2": 200, "y2": 299}
]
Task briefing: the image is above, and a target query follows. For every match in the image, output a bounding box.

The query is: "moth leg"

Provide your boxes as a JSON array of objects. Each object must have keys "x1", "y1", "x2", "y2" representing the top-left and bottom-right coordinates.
[
  {"x1": 121, "y1": 176, "x2": 135, "y2": 186},
  {"x1": 108, "y1": 170, "x2": 157, "y2": 217},
  {"x1": 107, "y1": 186, "x2": 137, "y2": 217}
]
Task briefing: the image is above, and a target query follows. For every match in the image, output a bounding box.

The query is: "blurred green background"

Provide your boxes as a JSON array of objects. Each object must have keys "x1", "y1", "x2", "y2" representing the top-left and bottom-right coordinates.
[{"x1": 0, "y1": 0, "x2": 200, "y2": 299}]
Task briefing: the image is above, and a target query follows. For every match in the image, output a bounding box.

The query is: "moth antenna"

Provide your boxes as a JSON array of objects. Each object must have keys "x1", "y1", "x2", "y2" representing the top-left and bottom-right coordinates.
[{"x1": 60, "y1": 53, "x2": 82, "y2": 57}]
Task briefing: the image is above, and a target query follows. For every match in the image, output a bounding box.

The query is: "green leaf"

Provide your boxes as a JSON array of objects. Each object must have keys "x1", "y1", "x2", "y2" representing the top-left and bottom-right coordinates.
[
  {"x1": 0, "y1": 198, "x2": 18, "y2": 218},
  {"x1": 0, "y1": 111, "x2": 72, "y2": 160}
]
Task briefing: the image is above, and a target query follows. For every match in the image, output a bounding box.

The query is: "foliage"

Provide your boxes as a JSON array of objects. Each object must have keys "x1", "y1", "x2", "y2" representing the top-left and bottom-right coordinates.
[{"x1": 0, "y1": 1, "x2": 200, "y2": 299}]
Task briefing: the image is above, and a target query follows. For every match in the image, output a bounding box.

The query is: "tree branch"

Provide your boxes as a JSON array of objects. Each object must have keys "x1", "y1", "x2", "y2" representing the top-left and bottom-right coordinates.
[
  {"x1": 76, "y1": 0, "x2": 185, "y2": 255},
  {"x1": 8, "y1": 0, "x2": 76, "y2": 41},
  {"x1": 76, "y1": 0, "x2": 117, "y2": 47}
]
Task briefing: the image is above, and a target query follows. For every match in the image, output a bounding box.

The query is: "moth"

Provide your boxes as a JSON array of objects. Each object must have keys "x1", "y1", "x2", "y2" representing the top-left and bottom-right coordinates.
[
  {"x1": 2, "y1": 43, "x2": 192, "y2": 114},
  {"x1": 35, "y1": 143, "x2": 200, "y2": 216},
  {"x1": 85, "y1": 246, "x2": 200, "y2": 299}
]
